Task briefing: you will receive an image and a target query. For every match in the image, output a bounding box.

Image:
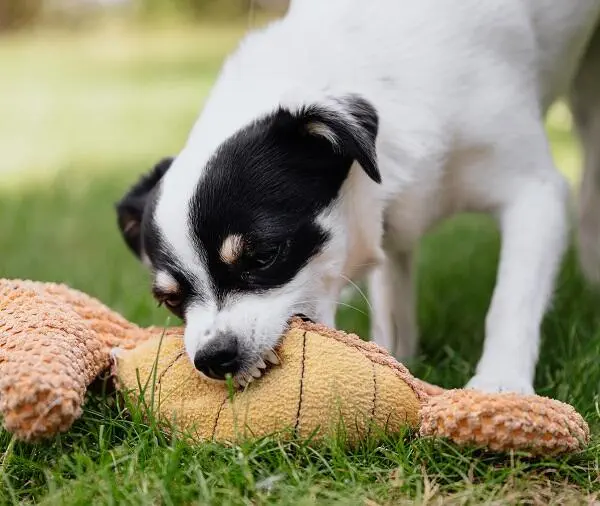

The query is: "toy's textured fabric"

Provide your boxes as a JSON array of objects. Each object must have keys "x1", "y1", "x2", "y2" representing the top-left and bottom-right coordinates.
[
  {"x1": 0, "y1": 279, "x2": 153, "y2": 441},
  {"x1": 115, "y1": 319, "x2": 425, "y2": 443},
  {"x1": 420, "y1": 389, "x2": 590, "y2": 455},
  {"x1": 0, "y1": 279, "x2": 591, "y2": 455}
]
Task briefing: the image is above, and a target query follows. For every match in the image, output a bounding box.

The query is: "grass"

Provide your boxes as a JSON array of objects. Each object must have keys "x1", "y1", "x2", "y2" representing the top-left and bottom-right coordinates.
[{"x1": 1, "y1": 22, "x2": 600, "y2": 505}]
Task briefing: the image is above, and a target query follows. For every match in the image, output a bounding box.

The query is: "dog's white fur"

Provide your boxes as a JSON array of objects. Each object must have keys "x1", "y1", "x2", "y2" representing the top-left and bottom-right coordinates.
[{"x1": 155, "y1": 0, "x2": 600, "y2": 392}]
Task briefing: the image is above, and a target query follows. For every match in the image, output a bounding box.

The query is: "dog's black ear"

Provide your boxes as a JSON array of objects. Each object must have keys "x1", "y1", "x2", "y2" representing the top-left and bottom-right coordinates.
[
  {"x1": 294, "y1": 95, "x2": 380, "y2": 183},
  {"x1": 116, "y1": 157, "x2": 174, "y2": 258}
]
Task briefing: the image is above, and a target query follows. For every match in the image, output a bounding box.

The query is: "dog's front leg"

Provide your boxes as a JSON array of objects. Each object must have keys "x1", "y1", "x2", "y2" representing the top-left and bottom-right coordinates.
[
  {"x1": 369, "y1": 250, "x2": 418, "y2": 360},
  {"x1": 467, "y1": 157, "x2": 569, "y2": 394}
]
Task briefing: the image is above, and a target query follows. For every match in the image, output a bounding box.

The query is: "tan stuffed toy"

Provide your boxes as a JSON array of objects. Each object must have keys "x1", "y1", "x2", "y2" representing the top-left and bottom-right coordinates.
[{"x1": 0, "y1": 279, "x2": 590, "y2": 455}]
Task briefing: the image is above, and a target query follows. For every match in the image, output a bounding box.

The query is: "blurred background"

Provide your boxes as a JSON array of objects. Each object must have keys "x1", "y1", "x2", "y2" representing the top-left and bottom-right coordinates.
[
  {"x1": 0, "y1": 0, "x2": 590, "y2": 391},
  {"x1": 0, "y1": 0, "x2": 290, "y2": 316}
]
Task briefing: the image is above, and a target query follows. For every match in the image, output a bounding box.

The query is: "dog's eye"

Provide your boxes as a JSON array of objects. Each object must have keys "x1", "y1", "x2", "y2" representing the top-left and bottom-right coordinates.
[
  {"x1": 253, "y1": 247, "x2": 280, "y2": 270},
  {"x1": 164, "y1": 295, "x2": 183, "y2": 308},
  {"x1": 250, "y1": 241, "x2": 289, "y2": 271},
  {"x1": 155, "y1": 292, "x2": 183, "y2": 309}
]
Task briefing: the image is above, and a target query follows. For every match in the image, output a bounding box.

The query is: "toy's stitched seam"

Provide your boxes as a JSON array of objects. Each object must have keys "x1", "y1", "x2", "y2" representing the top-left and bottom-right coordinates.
[
  {"x1": 292, "y1": 319, "x2": 428, "y2": 401},
  {"x1": 156, "y1": 351, "x2": 185, "y2": 385},
  {"x1": 294, "y1": 331, "x2": 307, "y2": 434},
  {"x1": 369, "y1": 362, "x2": 377, "y2": 437},
  {"x1": 212, "y1": 396, "x2": 228, "y2": 440}
]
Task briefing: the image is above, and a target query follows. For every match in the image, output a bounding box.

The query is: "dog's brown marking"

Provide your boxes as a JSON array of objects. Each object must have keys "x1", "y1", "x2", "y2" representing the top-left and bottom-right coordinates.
[
  {"x1": 219, "y1": 234, "x2": 244, "y2": 265},
  {"x1": 153, "y1": 271, "x2": 180, "y2": 294}
]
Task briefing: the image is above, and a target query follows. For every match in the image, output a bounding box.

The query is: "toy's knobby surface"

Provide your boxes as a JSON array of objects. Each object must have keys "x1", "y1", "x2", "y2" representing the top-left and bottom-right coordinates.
[{"x1": 0, "y1": 279, "x2": 589, "y2": 455}]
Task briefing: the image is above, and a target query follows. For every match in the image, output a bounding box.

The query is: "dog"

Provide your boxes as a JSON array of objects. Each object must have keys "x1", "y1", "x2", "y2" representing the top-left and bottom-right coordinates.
[{"x1": 116, "y1": 0, "x2": 600, "y2": 392}]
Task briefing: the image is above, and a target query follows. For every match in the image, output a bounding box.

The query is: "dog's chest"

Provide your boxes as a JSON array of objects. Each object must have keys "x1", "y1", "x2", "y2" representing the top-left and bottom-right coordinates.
[
  {"x1": 379, "y1": 147, "x2": 493, "y2": 253},
  {"x1": 381, "y1": 179, "x2": 448, "y2": 253}
]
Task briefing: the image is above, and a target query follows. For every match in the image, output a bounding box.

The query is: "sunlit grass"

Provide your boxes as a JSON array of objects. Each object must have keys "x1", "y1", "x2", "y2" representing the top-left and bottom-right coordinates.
[{"x1": 547, "y1": 100, "x2": 583, "y2": 185}]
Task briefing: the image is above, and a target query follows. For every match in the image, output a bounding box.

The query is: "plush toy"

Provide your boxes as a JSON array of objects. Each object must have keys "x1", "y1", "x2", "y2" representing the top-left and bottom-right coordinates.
[{"x1": 0, "y1": 279, "x2": 590, "y2": 455}]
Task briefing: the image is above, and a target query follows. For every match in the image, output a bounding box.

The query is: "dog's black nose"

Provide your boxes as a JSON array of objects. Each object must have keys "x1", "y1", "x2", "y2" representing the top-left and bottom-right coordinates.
[{"x1": 193, "y1": 334, "x2": 240, "y2": 380}]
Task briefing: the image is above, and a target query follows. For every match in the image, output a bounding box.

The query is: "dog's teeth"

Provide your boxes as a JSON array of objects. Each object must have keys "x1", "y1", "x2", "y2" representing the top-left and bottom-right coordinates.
[
  {"x1": 250, "y1": 366, "x2": 262, "y2": 378},
  {"x1": 237, "y1": 372, "x2": 255, "y2": 388},
  {"x1": 239, "y1": 371, "x2": 253, "y2": 383},
  {"x1": 256, "y1": 357, "x2": 267, "y2": 369},
  {"x1": 265, "y1": 350, "x2": 280, "y2": 365}
]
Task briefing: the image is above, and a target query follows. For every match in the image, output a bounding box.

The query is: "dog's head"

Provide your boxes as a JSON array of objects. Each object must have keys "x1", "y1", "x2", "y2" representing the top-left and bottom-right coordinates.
[{"x1": 117, "y1": 96, "x2": 379, "y2": 385}]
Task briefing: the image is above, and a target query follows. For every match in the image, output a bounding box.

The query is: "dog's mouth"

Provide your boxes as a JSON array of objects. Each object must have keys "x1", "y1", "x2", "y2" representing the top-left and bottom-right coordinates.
[
  {"x1": 233, "y1": 313, "x2": 315, "y2": 388},
  {"x1": 233, "y1": 349, "x2": 280, "y2": 387}
]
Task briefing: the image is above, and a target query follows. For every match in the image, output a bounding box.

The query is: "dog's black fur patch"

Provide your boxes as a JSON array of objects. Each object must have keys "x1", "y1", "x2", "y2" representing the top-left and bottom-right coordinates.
[
  {"x1": 116, "y1": 157, "x2": 174, "y2": 257},
  {"x1": 142, "y1": 214, "x2": 208, "y2": 320},
  {"x1": 183, "y1": 96, "x2": 379, "y2": 304},
  {"x1": 119, "y1": 96, "x2": 379, "y2": 313}
]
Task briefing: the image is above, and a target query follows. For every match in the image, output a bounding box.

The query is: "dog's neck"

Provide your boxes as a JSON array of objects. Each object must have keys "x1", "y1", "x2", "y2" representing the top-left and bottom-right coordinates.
[
  {"x1": 315, "y1": 165, "x2": 385, "y2": 287},
  {"x1": 340, "y1": 166, "x2": 385, "y2": 281}
]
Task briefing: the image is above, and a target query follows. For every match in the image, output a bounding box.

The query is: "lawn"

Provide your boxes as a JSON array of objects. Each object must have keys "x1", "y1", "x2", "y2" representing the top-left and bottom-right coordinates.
[{"x1": 1, "y1": 22, "x2": 599, "y2": 505}]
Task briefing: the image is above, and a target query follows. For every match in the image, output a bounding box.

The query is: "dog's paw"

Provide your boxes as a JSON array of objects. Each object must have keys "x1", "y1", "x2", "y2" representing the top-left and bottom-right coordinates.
[{"x1": 465, "y1": 374, "x2": 534, "y2": 395}]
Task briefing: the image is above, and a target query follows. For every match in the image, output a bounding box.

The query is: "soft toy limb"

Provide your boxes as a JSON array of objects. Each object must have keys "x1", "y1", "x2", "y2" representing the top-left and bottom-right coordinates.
[
  {"x1": 0, "y1": 279, "x2": 149, "y2": 441},
  {"x1": 420, "y1": 389, "x2": 589, "y2": 455}
]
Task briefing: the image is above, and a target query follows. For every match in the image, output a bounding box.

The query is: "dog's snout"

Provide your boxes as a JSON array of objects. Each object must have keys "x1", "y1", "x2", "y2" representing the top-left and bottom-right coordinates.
[{"x1": 193, "y1": 334, "x2": 240, "y2": 380}]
